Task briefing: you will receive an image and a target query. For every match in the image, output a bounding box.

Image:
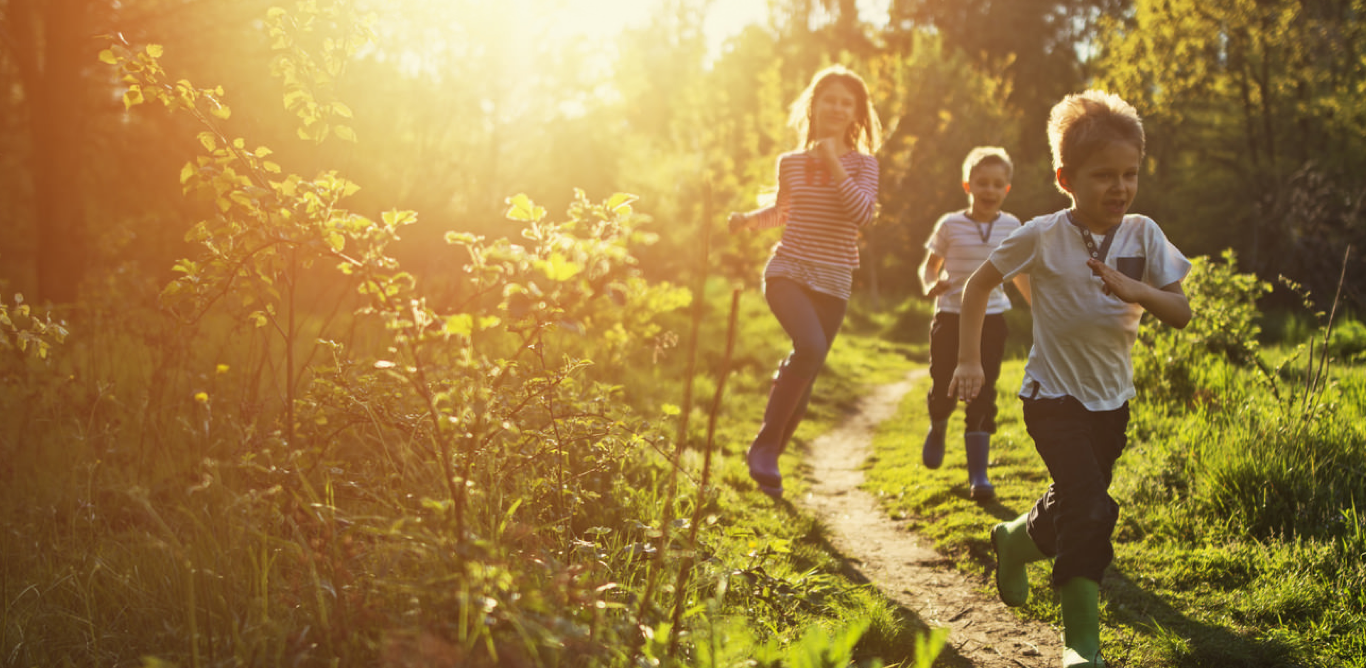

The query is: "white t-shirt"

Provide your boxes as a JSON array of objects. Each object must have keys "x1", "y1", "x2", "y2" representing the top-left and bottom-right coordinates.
[
  {"x1": 926, "y1": 211, "x2": 1022, "y2": 314},
  {"x1": 989, "y1": 210, "x2": 1192, "y2": 411}
]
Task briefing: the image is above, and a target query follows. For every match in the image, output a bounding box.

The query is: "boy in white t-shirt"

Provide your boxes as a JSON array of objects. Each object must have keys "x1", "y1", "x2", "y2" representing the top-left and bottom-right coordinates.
[
  {"x1": 918, "y1": 147, "x2": 1031, "y2": 501},
  {"x1": 949, "y1": 91, "x2": 1193, "y2": 668}
]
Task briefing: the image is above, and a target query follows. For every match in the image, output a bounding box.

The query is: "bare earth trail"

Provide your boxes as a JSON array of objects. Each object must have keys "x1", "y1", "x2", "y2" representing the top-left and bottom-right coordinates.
[{"x1": 797, "y1": 370, "x2": 1060, "y2": 668}]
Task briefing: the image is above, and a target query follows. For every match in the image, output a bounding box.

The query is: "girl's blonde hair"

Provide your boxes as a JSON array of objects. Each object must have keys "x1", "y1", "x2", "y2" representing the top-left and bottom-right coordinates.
[
  {"x1": 788, "y1": 65, "x2": 882, "y2": 154},
  {"x1": 1047, "y1": 90, "x2": 1145, "y2": 193}
]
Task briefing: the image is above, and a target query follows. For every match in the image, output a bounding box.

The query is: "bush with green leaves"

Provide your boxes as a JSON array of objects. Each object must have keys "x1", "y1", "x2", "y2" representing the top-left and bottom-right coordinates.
[
  {"x1": 82, "y1": 4, "x2": 720, "y2": 665},
  {"x1": 0, "y1": 292, "x2": 67, "y2": 362},
  {"x1": 1133, "y1": 249, "x2": 1270, "y2": 406}
]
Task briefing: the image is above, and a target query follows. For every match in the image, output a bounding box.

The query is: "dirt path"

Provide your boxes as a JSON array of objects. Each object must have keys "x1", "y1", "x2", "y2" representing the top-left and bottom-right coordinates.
[{"x1": 797, "y1": 370, "x2": 1060, "y2": 668}]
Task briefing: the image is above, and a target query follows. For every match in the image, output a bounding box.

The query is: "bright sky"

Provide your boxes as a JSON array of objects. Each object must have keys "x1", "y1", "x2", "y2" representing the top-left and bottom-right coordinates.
[{"x1": 547, "y1": 0, "x2": 892, "y2": 60}]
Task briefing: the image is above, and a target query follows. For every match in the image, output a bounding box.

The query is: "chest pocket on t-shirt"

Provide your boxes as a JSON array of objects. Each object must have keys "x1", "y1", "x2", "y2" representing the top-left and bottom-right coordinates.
[{"x1": 1116, "y1": 256, "x2": 1145, "y2": 281}]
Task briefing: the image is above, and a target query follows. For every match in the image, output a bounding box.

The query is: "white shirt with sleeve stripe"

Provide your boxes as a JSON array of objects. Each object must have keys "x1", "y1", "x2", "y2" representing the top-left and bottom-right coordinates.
[
  {"x1": 989, "y1": 210, "x2": 1192, "y2": 412},
  {"x1": 925, "y1": 210, "x2": 1022, "y2": 314}
]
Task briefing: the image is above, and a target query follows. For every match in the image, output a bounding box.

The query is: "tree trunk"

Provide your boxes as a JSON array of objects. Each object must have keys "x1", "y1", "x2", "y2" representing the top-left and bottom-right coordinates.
[{"x1": 17, "y1": 0, "x2": 93, "y2": 304}]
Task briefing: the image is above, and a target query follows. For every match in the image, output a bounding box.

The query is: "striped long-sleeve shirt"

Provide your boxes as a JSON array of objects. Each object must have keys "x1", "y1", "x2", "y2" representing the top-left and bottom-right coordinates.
[{"x1": 749, "y1": 150, "x2": 880, "y2": 299}]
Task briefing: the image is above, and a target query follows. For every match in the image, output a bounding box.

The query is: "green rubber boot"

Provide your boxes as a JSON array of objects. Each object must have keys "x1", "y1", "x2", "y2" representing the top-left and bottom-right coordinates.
[
  {"x1": 1059, "y1": 577, "x2": 1105, "y2": 667},
  {"x1": 990, "y1": 513, "x2": 1048, "y2": 607}
]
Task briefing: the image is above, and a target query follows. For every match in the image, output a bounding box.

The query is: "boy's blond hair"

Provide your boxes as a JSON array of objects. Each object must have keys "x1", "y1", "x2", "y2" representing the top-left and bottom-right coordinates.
[
  {"x1": 1047, "y1": 90, "x2": 1145, "y2": 194},
  {"x1": 961, "y1": 146, "x2": 1013, "y2": 183}
]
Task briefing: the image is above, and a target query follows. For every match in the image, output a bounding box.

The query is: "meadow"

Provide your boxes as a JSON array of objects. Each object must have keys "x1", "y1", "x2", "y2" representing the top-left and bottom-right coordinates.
[
  {"x1": 867, "y1": 254, "x2": 1366, "y2": 667},
  {"x1": 4, "y1": 5, "x2": 1363, "y2": 666}
]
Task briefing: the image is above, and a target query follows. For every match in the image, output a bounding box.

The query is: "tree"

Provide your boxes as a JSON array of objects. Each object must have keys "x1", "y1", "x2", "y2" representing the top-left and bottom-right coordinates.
[
  {"x1": 2, "y1": 0, "x2": 113, "y2": 304},
  {"x1": 887, "y1": 0, "x2": 1130, "y2": 163},
  {"x1": 1093, "y1": 0, "x2": 1366, "y2": 308}
]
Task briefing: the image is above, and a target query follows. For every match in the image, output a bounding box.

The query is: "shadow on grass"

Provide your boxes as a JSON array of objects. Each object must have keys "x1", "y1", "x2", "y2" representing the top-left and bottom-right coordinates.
[{"x1": 962, "y1": 501, "x2": 1306, "y2": 667}]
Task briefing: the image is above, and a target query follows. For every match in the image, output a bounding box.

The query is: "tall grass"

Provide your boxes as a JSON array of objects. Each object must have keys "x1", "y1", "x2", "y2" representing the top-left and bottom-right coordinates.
[{"x1": 863, "y1": 249, "x2": 1366, "y2": 666}]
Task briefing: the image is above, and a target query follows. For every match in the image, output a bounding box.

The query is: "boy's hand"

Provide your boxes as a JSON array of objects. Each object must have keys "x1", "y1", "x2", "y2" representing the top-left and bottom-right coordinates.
[
  {"x1": 925, "y1": 280, "x2": 950, "y2": 298},
  {"x1": 1088, "y1": 259, "x2": 1146, "y2": 302},
  {"x1": 948, "y1": 363, "x2": 986, "y2": 403}
]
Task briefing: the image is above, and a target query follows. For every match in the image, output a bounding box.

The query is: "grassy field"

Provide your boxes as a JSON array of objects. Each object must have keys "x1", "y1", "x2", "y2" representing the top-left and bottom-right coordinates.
[
  {"x1": 6, "y1": 233, "x2": 1361, "y2": 668},
  {"x1": 863, "y1": 291, "x2": 1366, "y2": 668},
  {"x1": 0, "y1": 273, "x2": 952, "y2": 667}
]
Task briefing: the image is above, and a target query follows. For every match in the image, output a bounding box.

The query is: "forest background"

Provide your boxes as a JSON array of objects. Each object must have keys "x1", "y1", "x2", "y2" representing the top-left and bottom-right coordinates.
[
  {"x1": 1, "y1": 0, "x2": 1364, "y2": 666},
  {"x1": 6, "y1": 0, "x2": 1366, "y2": 308}
]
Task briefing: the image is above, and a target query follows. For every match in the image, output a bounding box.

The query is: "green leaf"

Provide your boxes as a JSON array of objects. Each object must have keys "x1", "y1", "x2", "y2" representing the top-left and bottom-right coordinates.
[
  {"x1": 325, "y1": 231, "x2": 344, "y2": 251},
  {"x1": 146, "y1": 44, "x2": 164, "y2": 58},
  {"x1": 444, "y1": 314, "x2": 473, "y2": 337},
  {"x1": 122, "y1": 87, "x2": 144, "y2": 109},
  {"x1": 229, "y1": 191, "x2": 253, "y2": 208},
  {"x1": 98, "y1": 49, "x2": 118, "y2": 65},
  {"x1": 382, "y1": 210, "x2": 417, "y2": 228},
  {"x1": 606, "y1": 192, "x2": 637, "y2": 214},
  {"x1": 538, "y1": 253, "x2": 582, "y2": 281},
  {"x1": 504, "y1": 193, "x2": 545, "y2": 222},
  {"x1": 197, "y1": 131, "x2": 216, "y2": 152},
  {"x1": 334, "y1": 125, "x2": 357, "y2": 142}
]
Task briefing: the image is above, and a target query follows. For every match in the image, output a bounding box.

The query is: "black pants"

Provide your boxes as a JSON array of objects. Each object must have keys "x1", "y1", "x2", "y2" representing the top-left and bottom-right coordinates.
[
  {"x1": 927, "y1": 312, "x2": 1007, "y2": 433},
  {"x1": 1021, "y1": 395, "x2": 1129, "y2": 587}
]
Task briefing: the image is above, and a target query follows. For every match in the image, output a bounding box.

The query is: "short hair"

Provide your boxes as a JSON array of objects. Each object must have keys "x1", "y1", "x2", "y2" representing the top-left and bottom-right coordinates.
[
  {"x1": 961, "y1": 146, "x2": 1013, "y2": 183},
  {"x1": 788, "y1": 64, "x2": 883, "y2": 154},
  {"x1": 1047, "y1": 90, "x2": 1145, "y2": 193}
]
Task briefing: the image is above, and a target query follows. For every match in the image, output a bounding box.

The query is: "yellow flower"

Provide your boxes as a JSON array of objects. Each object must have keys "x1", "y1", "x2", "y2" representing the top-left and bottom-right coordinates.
[
  {"x1": 216, "y1": 364, "x2": 230, "y2": 374},
  {"x1": 194, "y1": 392, "x2": 209, "y2": 404}
]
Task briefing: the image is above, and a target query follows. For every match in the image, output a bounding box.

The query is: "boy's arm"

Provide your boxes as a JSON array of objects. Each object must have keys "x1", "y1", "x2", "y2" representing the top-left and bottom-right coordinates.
[
  {"x1": 1010, "y1": 273, "x2": 1032, "y2": 307},
  {"x1": 947, "y1": 262, "x2": 1005, "y2": 402},
  {"x1": 1087, "y1": 259, "x2": 1192, "y2": 328},
  {"x1": 919, "y1": 252, "x2": 947, "y2": 297}
]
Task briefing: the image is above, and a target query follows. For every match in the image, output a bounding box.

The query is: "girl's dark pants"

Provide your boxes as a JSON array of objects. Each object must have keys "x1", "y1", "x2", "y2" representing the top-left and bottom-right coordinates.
[
  {"x1": 1021, "y1": 395, "x2": 1129, "y2": 587},
  {"x1": 756, "y1": 277, "x2": 846, "y2": 449},
  {"x1": 927, "y1": 311, "x2": 1007, "y2": 433}
]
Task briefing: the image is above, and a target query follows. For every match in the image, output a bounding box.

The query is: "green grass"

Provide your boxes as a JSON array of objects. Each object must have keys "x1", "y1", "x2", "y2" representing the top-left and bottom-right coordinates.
[
  {"x1": 12, "y1": 255, "x2": 1359, "y2": 668},
  {"x1": 863, "y1": 350, "x2": 1366, "y2": 668},
  {"x1": 0, "y1": 281, "x2": 953, "y2": 668}
]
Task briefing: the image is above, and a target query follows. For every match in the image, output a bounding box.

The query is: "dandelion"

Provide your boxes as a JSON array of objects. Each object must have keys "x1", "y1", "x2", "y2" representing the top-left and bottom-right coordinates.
[
  {"x1": 216, "y1": 364, "x2": 230, "y2": 374},
  {"x1": 194, "y1": 392, "x2": 209, "y2": 404}
]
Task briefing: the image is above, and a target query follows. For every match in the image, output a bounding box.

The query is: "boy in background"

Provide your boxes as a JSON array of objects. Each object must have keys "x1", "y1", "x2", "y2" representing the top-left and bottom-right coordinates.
[{"x1": 919, "y1": 147, "x2": 1031, "y2": 501}]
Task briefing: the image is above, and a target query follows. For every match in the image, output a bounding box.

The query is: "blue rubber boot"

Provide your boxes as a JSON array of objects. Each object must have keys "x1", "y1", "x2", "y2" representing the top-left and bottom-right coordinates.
[
  {"x1": 990, "y1": 512, "x2": 1048, "y2": 607},
  {"x1": 922, "y1": 419, "x2": 948, "y2": 469},
  {"x1": 1060, "y1": 577, "x2": 1105, "y2": 667},
  {"x1": 747, "y1": 369, "x2": 811, "y2": 498},
  {"x1": 965, "y1": 431, "x2": 995, "y2": 501}
]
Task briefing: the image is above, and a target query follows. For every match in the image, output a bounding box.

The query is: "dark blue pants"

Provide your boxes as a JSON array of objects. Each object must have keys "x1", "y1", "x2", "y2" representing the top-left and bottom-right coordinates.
[
  {"x1": 927, "y1": 312, "x2": 1007, "y2": 433},
  {"x1": 754, "y1": 278, "x2": 847, "y2": 450},
  {"x1": 1022, "y1": 395, "x2": 1129, "y2": 587}
]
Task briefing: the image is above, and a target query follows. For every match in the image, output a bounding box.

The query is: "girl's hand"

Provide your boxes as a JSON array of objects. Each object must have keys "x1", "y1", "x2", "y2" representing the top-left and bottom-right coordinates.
[
  {"x1": 814, "y1": 137, "x2": 841, "y2": 164},
  {"x1": 1088, "y1": 259, "x2": 1146, "y2": 302},
  {"x1": 947, "y1": 363, "x2": 986, "y2": 403},
  {"x1": 728, "y1": 212, "x2": 752, "y2": 233},
  {"x1": 925, "y1": 280, "x2": 951, "y2": 298}
]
